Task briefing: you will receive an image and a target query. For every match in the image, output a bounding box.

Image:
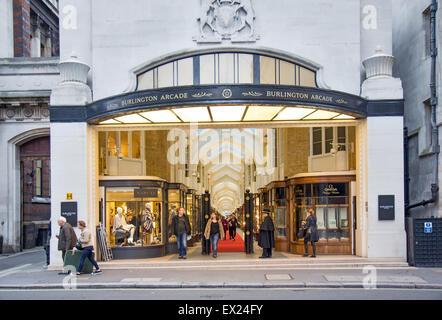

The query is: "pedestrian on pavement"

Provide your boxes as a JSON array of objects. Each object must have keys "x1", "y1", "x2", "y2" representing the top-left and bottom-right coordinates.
[
  {"x1": 56, "y1": 217, "x2": 77, "y2": 266},
  {"x1": 304, "y1": 208, "x2": 319, "y2": 258},
  {"x1": 228, "y1": 214, "x2": 239, "y2": 240},
  {"x1": 258, "y1": 209, "x2": 275, "y2": 258},
  {"x1": 221, "y1": 216, "x2": 228, "y2": 240},
  {"x1": 204, "y1": 212, "x2": 225, "y2": 258},
  {"x1": 43, "y1": 221, "x2": 51, "y2": 268},
  {"x1": 172, "y1": 207, "x2": 191, "y2": 259},
  {"x1": 76, "y1": 220, "x2": 102, "y2": 275}
]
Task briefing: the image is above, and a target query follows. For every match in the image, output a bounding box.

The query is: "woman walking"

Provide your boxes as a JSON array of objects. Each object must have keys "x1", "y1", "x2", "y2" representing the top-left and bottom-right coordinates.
[
  {"x1": 303, "y1": 208, "x2": 319, "y2": 258},
  {"x1": 204, "y1": 212, "x2": 225, "y2": 258},
  {"x1": 221, "y1": 216, "x2": 228, "y2": 240},
  {"x1": 258, "y1": 209, "x2": 275, "y2": 258},
  {"x1": 76, "y1": 220, "x2": 102, "y2": 275},
  {"x1": 228, "y1": 214, "x2": 239, "y2": 240}
]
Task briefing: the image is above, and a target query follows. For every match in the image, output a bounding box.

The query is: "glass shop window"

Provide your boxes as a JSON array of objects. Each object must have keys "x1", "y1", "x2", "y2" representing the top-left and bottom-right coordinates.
[
  {"x1": 106, "y1": 187, "x2": 163, "y2": 247},
  {"x1": 293, "y1": 183, "x2": 350, "y2": 241},
  {"x1": 274, "y1": 187, "x2": 287, "y2": 237},
  {"x1": 168, "y1": 189, "x2": 181, "y2": 241}
]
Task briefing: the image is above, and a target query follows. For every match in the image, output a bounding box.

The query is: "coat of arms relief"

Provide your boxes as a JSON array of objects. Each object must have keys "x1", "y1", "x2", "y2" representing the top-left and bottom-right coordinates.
[{"x1": 195, "y1": 0, "x2": 259, "y2": 43}]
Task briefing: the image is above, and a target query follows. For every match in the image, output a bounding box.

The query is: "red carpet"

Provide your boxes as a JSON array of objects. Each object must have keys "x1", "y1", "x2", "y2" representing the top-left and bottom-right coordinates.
[{"x1": 216, "y1": 230, "x2": 244, "y2": 253}]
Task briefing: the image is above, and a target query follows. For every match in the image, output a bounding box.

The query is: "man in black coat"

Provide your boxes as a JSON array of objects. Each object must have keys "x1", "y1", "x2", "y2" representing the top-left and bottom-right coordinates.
[
  {"x1": 172, "y1": 207, "x2": 191, "y2": 259},
  {"x1": 258, "y1": 210, "x2": 275, "y2": 258}
]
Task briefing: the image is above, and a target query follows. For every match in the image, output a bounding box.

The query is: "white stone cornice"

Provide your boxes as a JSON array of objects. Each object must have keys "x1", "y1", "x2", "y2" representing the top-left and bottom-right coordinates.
[{"x1": 362, "y1": 53, "x2": 395, "y2": 79}]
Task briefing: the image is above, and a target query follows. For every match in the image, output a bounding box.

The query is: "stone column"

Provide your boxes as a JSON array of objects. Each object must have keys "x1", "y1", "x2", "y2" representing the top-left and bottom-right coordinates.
[
  {"x1": 359, "y1": 9, "x2": 406, "y2": 258},
  {"x1": 59, "y1": 0, "x2": 92, "y2": 83},
  {"x1": 49, "y1": 55, "x2": 92, "y2": 269}
]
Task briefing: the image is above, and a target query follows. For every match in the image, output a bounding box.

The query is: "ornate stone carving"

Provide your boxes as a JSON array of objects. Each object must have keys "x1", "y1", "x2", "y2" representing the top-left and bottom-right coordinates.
[
  {"x1": 195, "y1": 0, "x2": 258, "y2": 43},
  {"x1": 0, "y1": 103, "x2": 50, "y2": 122}
]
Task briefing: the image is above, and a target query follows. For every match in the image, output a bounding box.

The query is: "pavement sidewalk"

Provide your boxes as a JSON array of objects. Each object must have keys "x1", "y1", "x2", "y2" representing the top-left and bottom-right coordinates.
[{"x1": 1, "y1": 246, "x2": 442, "y2": 291}]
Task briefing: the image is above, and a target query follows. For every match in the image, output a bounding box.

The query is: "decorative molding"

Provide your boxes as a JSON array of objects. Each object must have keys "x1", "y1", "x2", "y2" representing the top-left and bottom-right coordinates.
[
  {"x1": 191, "y1": 92, "x2": 214, "y2": 98},
  {"x1": 195, "y1": 0, "x2": 259, "y2": 43},
  {"x1": 0, "y1": 102, "x2": 50, "y2": 122},
  {"x1": 362, "y1": 54, "x2": 395, "y2": 79},
  {"x1": 242, "y1": 91, "x2": 263, "y2": 97}
]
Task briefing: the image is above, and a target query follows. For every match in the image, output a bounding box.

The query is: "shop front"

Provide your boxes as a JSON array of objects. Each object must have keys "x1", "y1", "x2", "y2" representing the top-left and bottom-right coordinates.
[
  {"x1": 257, "y1": 173, "x2": 355, "y2": 255},
  {"x1": 288, "y1": 173, "x2": 356, "y2": 255},
  {"x1": 100, "y1": 177, "x2": 201, "y2": 259}
]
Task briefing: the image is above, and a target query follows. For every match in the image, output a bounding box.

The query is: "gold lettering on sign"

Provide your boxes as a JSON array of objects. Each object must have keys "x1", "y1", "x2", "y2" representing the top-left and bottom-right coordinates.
[
  {"x1": 122, "y1": 95, "x2": 158, "y2": 106},
  {"x1": 310, "y1": 94, "x2": 333, "y2": 102},
  {"x1": 160, "y1": 93, "x2": 188, "y2": 100},
  {"x1": 266, "y1": 91, "x2": 309, "y2": 99}
]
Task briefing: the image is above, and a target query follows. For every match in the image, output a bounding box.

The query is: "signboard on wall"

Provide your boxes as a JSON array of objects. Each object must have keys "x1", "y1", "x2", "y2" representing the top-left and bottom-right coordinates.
[
  {"x1": 134, "y1": 188, "x2": 158, "y2": 198},
  {"x1": 378, "y1": 195, "x2": 395, "y2": 220},
  {"x1": 61, "y1": 202, "x2": 78, "y2": 227}
]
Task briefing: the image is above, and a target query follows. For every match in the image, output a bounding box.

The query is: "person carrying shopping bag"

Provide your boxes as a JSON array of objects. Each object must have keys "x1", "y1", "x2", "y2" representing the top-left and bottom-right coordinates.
[
  {"x1": 76, "y1": 220, "x2": 102, "y2": 275},
  {"x1": 204, "y1": 212, "x2": 225, "y2": 258},
  {"x1": 303, "y1": 208, "x2": 319, "y2": 258}
]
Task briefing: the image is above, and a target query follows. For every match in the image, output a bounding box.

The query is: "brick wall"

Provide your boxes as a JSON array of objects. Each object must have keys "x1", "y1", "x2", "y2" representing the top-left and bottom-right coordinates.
[
  {"x1": 145, "y1": 130, "x2": 171, "y2": 181},
  {"x1": 13, "y1": 0, "x2": 31, "y2": 57},
  {"x1": 283, "y1": 128, "x2": 309, "y2": 177}
]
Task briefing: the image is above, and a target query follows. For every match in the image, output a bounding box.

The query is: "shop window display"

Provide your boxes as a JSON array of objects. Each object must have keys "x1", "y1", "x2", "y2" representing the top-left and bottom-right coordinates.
[
  {"x1": 293, "y1": 183, "x2": 350, "y2": 241},
  {"x1": 106, "y1": 187, "x2": 163, "y2": 247},
  {"x1": 167, "y1": 189, "x2": 181, "y2": 242}
]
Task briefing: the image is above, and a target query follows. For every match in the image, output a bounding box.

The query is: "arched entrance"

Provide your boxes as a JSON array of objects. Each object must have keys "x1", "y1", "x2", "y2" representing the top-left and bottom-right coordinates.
[
  {"x1": 49, "y1": 48, "x2": 402, "y2": 260},
  {"x1": 6, "y1": 128, "x2": 50, "y2": 253}
]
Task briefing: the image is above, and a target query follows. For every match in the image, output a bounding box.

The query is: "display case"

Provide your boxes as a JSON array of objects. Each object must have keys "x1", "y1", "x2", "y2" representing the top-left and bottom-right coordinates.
[
  {"x1": 266, "y1": 181, "x2": 288, "y2": 251},
  {"x1": 99, "y1": 177, "x2": 194, "y2": 259},
  {"x1": 287, "y1": 173, "x2": 355, "y2": 255},
  {"x1": 100, "y1": 177, "x2": 168, "y2": 259},
  {"x1": 166, "y1": 183, "x2": 188, "y2": 252}
]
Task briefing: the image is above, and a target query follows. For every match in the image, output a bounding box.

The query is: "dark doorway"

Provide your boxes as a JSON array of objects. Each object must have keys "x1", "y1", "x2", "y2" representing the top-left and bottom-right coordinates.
[{"x1": 20, "y1": 136, "x2": 51, "y2": 250}]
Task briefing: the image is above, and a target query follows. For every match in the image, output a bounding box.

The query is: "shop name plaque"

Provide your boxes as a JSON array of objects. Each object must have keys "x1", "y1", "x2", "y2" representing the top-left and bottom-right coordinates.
[
  {"x1": 134, "y1": 188, "x2": 158, "y2": 198},
  {"x1": 61, "y1": 201, "x2": 78, "y2": 227},
  {"x1": 378, "y1": 195, "x2": 395, "y2": 221}
]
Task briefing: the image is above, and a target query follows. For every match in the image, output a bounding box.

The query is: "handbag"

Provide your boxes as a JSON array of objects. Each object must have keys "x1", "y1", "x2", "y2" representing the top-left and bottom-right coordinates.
[
  {"x1": 75, "y1": 241, "x2": 83, "y2": 250},
  {"x1": 297, "y1": 229, "x2": 305, "y2": 239}
]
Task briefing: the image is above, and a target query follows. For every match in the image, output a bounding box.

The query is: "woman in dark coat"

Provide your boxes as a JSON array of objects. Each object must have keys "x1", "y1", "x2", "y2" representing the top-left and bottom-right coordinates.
[
  {"x1": 228, "y1": 214, "x2": 239, "y2": 240},
  {"x1": 258, "y1": 210, "x2": 275, "y2": 258},
  {"x1": 304, "y1": 208, "x2": 319, "y2": 258}
]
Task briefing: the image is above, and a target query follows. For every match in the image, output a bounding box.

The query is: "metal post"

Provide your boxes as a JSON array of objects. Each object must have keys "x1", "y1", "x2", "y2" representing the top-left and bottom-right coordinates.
[
  {"x1": 201, "y1": 191, "x2": 211, "y2": 254},
  {"x1": 244, "y1": 190, "x2": 254, "y2": 254}
]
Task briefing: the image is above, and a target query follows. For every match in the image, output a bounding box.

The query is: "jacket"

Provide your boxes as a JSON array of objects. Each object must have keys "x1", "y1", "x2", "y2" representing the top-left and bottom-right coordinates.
[
  {"x1": 228, "y1": 218, "x2": 239, "y2": 230},
  {"x1": 204, "y1": 219, "x2": 225, "y2": 240},
  {"x1": 57, "y1": 222, "x2": 78, "y2": 251},
  {"x1": 172, "y1": 214, "x2": 191, "y2": 236},
  {"x1": 258, "y1": 215, "x2": 275, "y2": 249},
  {"x1": 79, "y1": 228, "x2": 94, "y2": 247},
  {"x1": 306, "y1": 215, "x2": 319, "y2": 242}
]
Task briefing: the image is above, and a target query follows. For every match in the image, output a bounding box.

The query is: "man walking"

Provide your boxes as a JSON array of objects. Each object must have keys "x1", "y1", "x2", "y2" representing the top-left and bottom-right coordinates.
[
  {"x1": 56, "y1": 217, "x2": 77, "y2": 272},
  {"x1": 172, "y1": 207, "x2": 191, "y2": 259}
]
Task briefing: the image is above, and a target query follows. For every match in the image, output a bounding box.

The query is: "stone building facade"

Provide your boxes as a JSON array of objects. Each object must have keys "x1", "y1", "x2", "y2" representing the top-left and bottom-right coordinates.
[{"x1": 1, "y1": 0, "x2": 411, "y2": 264}]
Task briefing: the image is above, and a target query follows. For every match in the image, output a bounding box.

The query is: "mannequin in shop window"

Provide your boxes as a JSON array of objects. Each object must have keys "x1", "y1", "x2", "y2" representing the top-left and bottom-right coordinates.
[
  {"x1": 141, "y1": 203, "x2": 154, "y2": 244},
  {"x1": 113, "y1": 207, "x2": 135, "y2": 246}
]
